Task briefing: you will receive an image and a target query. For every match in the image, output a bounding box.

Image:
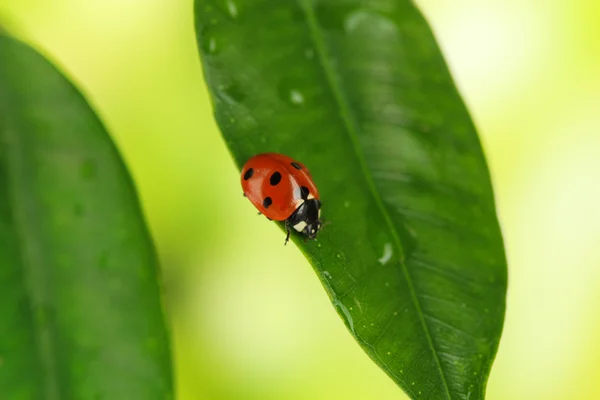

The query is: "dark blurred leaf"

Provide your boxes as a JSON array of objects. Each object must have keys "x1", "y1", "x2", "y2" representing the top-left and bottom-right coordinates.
[
  {"x1": 0, "y1": 33, "x2": 173, "y2": 399},
  {"x1": 194, "y1": 0, "x2": 507, "y2": 399}
]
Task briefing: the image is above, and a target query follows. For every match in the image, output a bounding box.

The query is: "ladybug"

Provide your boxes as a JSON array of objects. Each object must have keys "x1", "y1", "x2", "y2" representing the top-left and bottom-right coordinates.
[{"x1": 241, "y1": 152, "x2": 322, "y2": 244}]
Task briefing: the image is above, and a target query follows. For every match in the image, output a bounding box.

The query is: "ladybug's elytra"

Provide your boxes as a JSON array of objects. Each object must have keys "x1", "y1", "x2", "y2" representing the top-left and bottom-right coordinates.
[{"x1": 240, "y1": 152, "x2": 322, "y2": 244}]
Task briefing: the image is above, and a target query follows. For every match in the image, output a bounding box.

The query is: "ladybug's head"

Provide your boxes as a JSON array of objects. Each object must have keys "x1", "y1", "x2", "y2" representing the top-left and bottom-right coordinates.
[
  {"x1": 289, "y1": 199, "x2": 322, "y2": 241},
  {"x1": 305, "y1": 218, "x2": 322, "y2": 240}
]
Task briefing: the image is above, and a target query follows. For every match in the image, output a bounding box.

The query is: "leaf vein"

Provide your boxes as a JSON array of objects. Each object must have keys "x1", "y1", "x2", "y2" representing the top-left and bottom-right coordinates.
[{"x1": 298, "y1": 2, "x2": 452, "y2": 398}]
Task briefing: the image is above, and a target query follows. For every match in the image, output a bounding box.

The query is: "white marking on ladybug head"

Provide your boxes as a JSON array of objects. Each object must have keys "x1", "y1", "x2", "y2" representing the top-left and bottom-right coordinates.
[
  {"x1": 293, "y1": 221, "x2": 307, "y2": 232},
  {"x1": 307, "y1": 193, "x2": 315, "y2": 200}
]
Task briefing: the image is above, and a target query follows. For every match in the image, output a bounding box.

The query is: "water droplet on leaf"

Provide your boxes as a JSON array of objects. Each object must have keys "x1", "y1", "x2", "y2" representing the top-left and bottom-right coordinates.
[
  {"x1": 225, "y1": 0, "x2": 239, "y2": 18},
  {"x1": 212, "y1": 0, "x2": 241, "y2": 19},
  {"x1": 278, "y1": 79, "x2": 305, "y2": 106},
  {"x1": 345, "y1": 9, "x2": 397, "y2": 35},
  {"x1": 333, "y1": 300, "x2": 355, "y2": 336},
  {"x1": 200, "y1": 27, "x2": 220, "y2": 55},
  {"x1": 219, "y1": 81, "x2": 246, "y2": 104},
  {"x1": 378, "y1": 243, "x2": 393, "y2": 265}
]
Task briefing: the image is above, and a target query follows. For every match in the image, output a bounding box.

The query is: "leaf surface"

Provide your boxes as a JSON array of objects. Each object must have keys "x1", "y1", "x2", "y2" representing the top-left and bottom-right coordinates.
[
  {"x1": 0, "y1": 33, "x2": 173, "y2": 399},
  {"x1": 194, "y1": 1, "x2": 507, "y2": 398}
]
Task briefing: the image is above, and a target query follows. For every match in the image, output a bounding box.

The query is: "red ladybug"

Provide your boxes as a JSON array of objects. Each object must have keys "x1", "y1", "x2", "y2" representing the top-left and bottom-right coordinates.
[{"x1": 241, "y1": 153, "x2": 322, "y2": 244}]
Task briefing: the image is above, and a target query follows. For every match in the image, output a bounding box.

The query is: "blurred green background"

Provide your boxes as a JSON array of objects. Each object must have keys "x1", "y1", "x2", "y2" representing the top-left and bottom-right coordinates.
[{"x1": 1, "y1": 1, "x2": 599, "y2": 399}]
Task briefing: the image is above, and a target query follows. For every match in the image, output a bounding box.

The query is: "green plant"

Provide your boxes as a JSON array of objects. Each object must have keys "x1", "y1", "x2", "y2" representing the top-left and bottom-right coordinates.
[
  {"x1": 0, "y1": 33, "x2": 173, "y2": 399},
  {"x1": 0, "y1": 0, "x2": 508, "y2": 398},
  {"x1": 193, "y1": 1, "x2": 508, "y2": 399}
]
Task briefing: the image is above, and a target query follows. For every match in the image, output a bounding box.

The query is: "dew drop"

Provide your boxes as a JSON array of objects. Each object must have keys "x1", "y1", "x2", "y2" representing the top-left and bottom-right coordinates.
[
  {"x1": 386, "y1": 351, "x2": 391, "y2": 355},
  {"x1": 212, "y1": 0, "x2": 240, "y2": 20},
  {"x1": 207, "y1": 38, "x2": 218, "y2": 53},
  {"x1": 323, "y1": 270, "x2": 332, "y2": 279},
  {"x1": 377, "y1": 243, "x2": 393, "y2": 265},
  {"x1": 344, "y1": 201, "x2": 350, "y2": 208},
  {"x1": 333, "y1": 300, "x2": 355, "y2": 336},
  {"x1": 384, "y1": 282, "x2": 390, "y2": 287},
  {"x1": 344, "y1": 9, "x2": 397, "y2": 35},
  {"x1": 200, "y1": 27, "x2": 220, "y2": 55},
  {"x1": 225, "y1": 0, "x2": 239, "y2": 18},
  {"x1": 219, "y1": 81, "x2": 246, "y2": 104},
  {"x1": 278, "y1": 79, "x2": 305, "y2": 106},
  {"x1": 304, "y1": 48, "x2": 315, "y2": 59},
  {"x1": 290, "y1": 90, "x2": 304, "y2": 105}
]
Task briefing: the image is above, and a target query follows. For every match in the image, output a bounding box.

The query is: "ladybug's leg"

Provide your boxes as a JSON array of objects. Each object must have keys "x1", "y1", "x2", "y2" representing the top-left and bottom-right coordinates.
[{"x1": 284, "y1": 220, "x2": 291, "y2": 245}]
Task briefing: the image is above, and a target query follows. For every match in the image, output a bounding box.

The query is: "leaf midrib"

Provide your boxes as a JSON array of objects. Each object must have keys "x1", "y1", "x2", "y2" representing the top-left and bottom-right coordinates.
[
  {"x1": 297, "y1": 2, "x2": 452, "y2": 398},
  {"x1": 1, "y1": 73, "x2": 61, "y2": 400}
]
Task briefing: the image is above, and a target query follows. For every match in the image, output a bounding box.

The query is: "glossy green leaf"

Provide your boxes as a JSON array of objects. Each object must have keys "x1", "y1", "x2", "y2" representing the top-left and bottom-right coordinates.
[
  {"x1": 0, "y1": 33, "x2": 173, "y2": 399},
  {"x1": 194, "y1": 0, "x2": 507, "y2": 399}
]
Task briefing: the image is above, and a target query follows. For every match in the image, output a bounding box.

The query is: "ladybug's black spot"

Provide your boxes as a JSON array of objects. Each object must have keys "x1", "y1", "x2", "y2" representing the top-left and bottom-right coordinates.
[
  {"x1": 270, "y1": 171, "x2": 282, "y2": 186},
  {"x1": 243, "y1": 168, "x2": 254, "y2": 180},
  {"x1": 263, "y1": 197, "x2": 273, "y2": 208},
  {"x1": 291, "y1": 161, "x2": 302, "y2": 170},
  {"x1": 301, "y1": 186, "x2": 309, "y2": 200}
]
